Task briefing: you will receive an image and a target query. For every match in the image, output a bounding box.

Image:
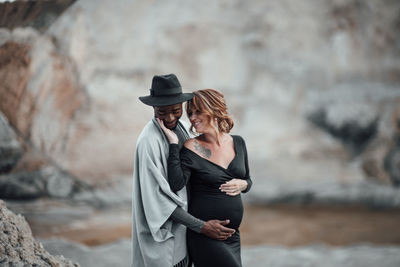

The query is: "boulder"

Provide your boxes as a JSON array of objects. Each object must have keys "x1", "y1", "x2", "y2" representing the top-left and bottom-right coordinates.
[
  {"x1": 43, "y1": 166, "x2": 75, "y2": 198},
  {"x1": 0, "y1": 199, "x2": 79, "y2": 266},
  {"x1": 0, "y1": 170, "x2": 44, "y2": 199},
  {"x1": 0, "y1": 166, "x2": 76, "y2": 200}
]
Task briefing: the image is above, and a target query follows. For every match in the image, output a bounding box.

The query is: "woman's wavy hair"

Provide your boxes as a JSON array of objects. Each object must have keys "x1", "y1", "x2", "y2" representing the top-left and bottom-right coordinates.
[{"x1": 186, "y1": 89, "x2": 234, "y2": 134}]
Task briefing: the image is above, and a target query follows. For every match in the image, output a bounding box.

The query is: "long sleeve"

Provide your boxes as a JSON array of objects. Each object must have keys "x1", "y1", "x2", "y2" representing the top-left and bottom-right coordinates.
[
  {"x1": 240, "y1": 136, "x2": 253, "y2": 193},
  {"x1": 170, "y1": 207, "x2": 204, "y2": 233},
  {"x1": 167, "y1": 144, "x2": 192, "y2": 192}
]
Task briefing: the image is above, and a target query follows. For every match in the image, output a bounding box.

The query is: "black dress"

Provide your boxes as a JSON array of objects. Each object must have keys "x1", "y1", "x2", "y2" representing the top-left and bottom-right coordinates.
[{"x1": 168, "y1": 135, "x2": 253, "y2": 267}]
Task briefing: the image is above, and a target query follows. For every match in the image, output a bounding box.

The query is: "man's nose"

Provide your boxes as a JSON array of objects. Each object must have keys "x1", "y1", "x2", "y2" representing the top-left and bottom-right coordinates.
[{"x1": 165, "y1": 113, "x2": 174, "y2": 122}]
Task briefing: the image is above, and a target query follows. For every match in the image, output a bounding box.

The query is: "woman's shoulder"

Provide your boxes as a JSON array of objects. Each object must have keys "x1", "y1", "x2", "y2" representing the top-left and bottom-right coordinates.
[
  {"x1": 180, "y1": 138, "x2": 199, "y2": 165},
  {"x1": 231, "y1": 135, "x2": 248, "y2": 151},
  {"x1": 231, "y1": 134, "x2": 245, "y2": 143},
  {"x1": 183, "y1": 138, "x2": 197, "y2": 150}
]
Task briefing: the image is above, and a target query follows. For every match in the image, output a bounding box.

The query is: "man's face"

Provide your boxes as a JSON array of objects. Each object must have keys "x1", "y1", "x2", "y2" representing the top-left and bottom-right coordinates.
[{"x1": 154, "y1": 103, "x2": 183, "y2": 130}]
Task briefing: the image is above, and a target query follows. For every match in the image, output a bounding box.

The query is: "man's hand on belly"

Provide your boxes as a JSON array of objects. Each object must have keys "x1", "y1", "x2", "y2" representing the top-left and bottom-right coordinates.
[{"x1": 200, "y1": 219, "x2": 235, "y2": 240}]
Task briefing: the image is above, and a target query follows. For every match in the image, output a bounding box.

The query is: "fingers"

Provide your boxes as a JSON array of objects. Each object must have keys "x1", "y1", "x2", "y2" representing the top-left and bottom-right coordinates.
[
  {"x1": 219, "y1": 226, "x2": 235, "y2": 234},
  {"x1": 217, "y1": 220, "x2": 235, "y2": 234},
  {"x1": 223, "y1": 178, "x2": 239, "y2": 185},
  {"x1": 218, "y1": 219, "x2": 230, "y2": 225},
  {"x1": 219, "y1": 184, "x2": 238, "y2": 191},
  {"x1": 217, "y1": 232, "x2": 231, "y2": 240},
  {"x1": 156, "y1": 118, "x2": 179, "y2": 144},
  {"x1": 217, "y1": 229, "x2": 233, "y2": 237},
  {"x1": 219, "y1": 184, "x2": 236, "y2": 189},
  {"x1": 219, "y1": 180, "x2": 239, "y2": 190},
  {"x1": 216, "y1": 227, "x2": 235, "y2": 240},
  {"x1": 156, "y1": 118, "x2": 166, "y2": 130},
  {"x1": 220, "y1": 187, "x2": 238, "y2": 193},
  {"x1": 220, "y1": 179, "x2": 246, "y2": 196},
  {"x1": 220, "y1": 184, "x2": 240, "y2": 196},
  {"x1": 203, "y1": 219, "x2": 236, "y2": 240},
  {"x1": 157, "y1": 118, "x2": 169, "y2": 132},
  {"x1": 221, "y1": 180, "x2": 235, "y2": 186}
]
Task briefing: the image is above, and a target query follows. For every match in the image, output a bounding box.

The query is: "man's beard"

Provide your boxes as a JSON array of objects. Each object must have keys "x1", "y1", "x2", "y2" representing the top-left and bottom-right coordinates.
[{"x1": 165, "y1": 121, "x2": 178, "y2": 130}]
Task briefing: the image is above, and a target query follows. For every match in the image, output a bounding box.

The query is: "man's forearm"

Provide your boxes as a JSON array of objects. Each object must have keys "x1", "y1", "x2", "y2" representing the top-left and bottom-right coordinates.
[{"x1": 170, "y1": 207, "x2": 204, "y2": 233}]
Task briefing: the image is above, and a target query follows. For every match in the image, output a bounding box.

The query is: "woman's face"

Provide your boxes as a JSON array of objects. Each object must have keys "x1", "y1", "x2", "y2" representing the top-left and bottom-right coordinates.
[{"x1": 188, "y1": 107, "x2": 212, "y2": 133}]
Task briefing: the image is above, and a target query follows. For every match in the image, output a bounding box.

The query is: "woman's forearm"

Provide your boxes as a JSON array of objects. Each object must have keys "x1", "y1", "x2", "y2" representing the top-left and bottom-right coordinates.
[{"x1": 167, "y1": 144, "x2": 190, "y2": 192}]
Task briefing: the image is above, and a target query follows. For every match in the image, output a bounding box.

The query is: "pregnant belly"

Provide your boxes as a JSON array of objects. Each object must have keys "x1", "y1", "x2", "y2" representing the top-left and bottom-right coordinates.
[{"x1": 189, "y1": 193, "x2": 244, "y2": 230}]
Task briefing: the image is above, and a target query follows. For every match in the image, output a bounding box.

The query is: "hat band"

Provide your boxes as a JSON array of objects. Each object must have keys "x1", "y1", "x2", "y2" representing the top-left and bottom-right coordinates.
[{"x1": 150, "y1": 87, "x2": 182, "y2": 96}]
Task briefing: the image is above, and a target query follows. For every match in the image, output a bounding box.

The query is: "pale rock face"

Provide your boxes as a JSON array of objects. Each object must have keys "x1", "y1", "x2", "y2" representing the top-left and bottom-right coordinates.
[
  {"x1": 0, "y1": 0, "x2": 399, "y2": 195},
  {"x1": 0, "y1": 28, "x2": 90, "y2": 179}
]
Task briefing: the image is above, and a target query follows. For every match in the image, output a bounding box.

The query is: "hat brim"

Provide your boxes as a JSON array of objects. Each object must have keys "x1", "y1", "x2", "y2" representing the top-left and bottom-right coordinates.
[{"x1": 139, "y1": 93, "x2": 193, "y2": 107}]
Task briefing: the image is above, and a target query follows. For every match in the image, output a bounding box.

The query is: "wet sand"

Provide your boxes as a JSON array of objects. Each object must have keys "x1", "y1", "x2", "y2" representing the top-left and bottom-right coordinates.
[
  {"x1": 241, "y1": 204, "x2": 400, "y2": 247},
  {"x1": 29, "y1": 204, "x2": 400, "y2": 247}
]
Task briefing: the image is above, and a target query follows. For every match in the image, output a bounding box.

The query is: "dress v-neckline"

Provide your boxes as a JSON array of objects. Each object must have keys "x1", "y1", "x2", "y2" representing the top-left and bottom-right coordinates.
[{"x1": 183, "y1": 135, "x2": 237, "y2": 171}]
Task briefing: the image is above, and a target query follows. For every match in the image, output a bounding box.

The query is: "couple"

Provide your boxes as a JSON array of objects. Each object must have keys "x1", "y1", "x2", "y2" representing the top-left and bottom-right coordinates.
[{"x1": 132, "y1": 74, "x2": 252, "y2": 267}]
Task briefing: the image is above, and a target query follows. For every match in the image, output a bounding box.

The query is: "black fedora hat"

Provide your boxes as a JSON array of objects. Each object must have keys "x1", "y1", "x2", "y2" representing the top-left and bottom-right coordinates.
[{"x1": 139, "y1": 74, "x2": 193, "y2": 107}]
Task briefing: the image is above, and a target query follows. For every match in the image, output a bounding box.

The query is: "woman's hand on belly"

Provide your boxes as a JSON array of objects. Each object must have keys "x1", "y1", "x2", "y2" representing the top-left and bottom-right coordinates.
[{"x1": 219, "y1": 179, "x2": 248, "y2": 196}]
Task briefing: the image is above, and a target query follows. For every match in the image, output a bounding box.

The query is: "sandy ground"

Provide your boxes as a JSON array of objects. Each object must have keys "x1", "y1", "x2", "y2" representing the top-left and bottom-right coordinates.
[
  {"x1": 240, "y1": 204, "x2": 400, "y2": 246},
  {"x1": 26, "y1": 203, "x2": 400, "y2": 247}
]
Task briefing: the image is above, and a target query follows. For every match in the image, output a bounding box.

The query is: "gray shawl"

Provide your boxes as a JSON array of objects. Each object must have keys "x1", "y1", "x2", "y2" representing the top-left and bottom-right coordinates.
[{"x1": 131, "y1": 118, "x2": 190, "y2": 267}]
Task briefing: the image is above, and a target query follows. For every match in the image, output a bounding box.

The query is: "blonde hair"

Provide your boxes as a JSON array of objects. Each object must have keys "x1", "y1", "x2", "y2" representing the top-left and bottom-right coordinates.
[{"x1": 186, "y1": 89, "x2": 234, "y2": 134}]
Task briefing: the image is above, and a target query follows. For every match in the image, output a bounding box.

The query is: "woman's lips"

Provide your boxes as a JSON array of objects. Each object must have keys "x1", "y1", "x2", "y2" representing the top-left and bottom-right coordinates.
[{"x1": 192, "y1": 121, "x2": 201, "y2": 127}]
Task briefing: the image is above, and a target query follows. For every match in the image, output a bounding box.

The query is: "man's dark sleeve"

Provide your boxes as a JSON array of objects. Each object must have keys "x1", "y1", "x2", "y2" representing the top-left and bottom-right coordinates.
[{"x1": 170, "y1": 207, "x2": 204, "y2": 233}]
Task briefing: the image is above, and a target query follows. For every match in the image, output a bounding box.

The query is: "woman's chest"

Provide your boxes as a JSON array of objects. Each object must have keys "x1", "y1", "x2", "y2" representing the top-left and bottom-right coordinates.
[{"x1": 190, "y1": 151, "x2": 246, "y2": 184}]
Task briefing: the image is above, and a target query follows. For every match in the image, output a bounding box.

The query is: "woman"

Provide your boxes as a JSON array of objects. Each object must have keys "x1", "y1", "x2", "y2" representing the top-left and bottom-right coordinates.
[{"x1": 158, "y1": 89, "x2": 252, "y2": 267}]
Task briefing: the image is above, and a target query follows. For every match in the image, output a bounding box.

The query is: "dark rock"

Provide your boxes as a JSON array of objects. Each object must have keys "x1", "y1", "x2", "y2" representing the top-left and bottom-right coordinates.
[
  {"x1": 307, "y1": 108, "x2": 378, "y2": 156},
  {"x1": 0, "y1": 166, "x2": 76, "y2": 200},
  {"x1": 0, "y1": 112, "x2": 23, "y2": 173},
  {"x1": 42, "y1": 166, "x2": 73, "y2": 198},
  {"x1": 0, "y1": 199, "x2": 79, "y2": 266},
  {"x1": 0, "y1": 0, "x2": 77, "y2": 32},
  {"x1": 0, "y1": 170, "x2": 45, "y2": 199},
  {"x1": 384, "y1": 136, "x2": 400, "y2": 187}
]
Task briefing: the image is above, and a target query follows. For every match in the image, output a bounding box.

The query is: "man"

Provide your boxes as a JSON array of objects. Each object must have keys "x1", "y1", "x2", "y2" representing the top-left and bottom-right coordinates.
[{"x1": 132, "y1": 74, "x2": 235, "y2": 267}]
